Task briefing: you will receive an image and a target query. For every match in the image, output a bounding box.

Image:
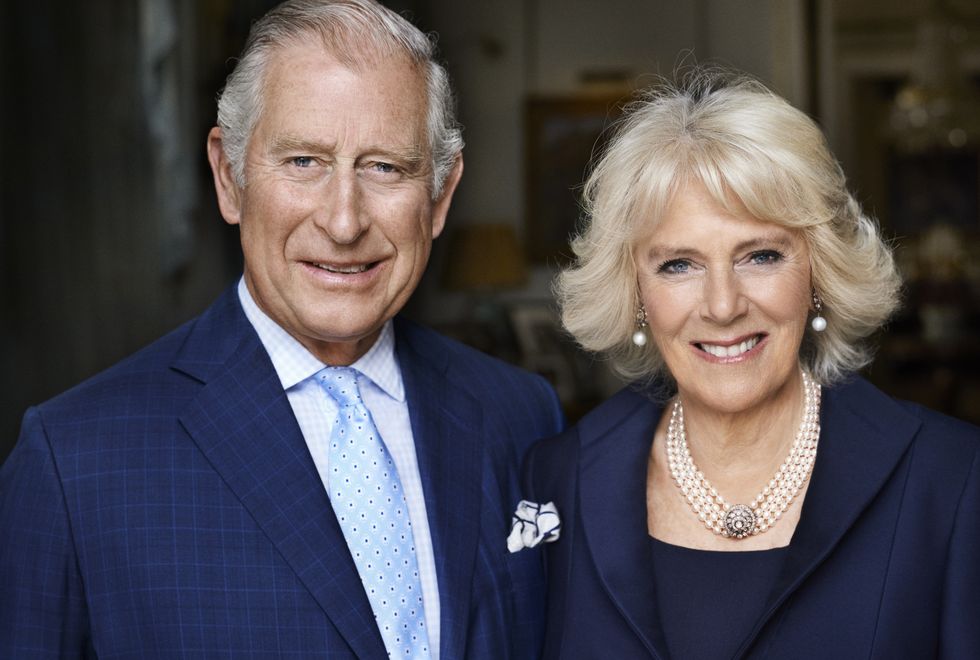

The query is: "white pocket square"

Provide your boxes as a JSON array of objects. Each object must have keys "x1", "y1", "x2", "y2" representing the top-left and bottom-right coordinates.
[{"x1": 507, "y1": 500, "x2": 561, "y2": 553}]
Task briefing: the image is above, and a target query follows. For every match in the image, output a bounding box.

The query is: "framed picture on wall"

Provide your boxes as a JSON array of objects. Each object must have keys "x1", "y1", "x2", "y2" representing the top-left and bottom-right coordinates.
[
  {"x1": 508, "y1": 302, "x2": 576, "y2": 404},
  {"x1": 524, "y1": 92, "x2": 629, "y2": 264}
]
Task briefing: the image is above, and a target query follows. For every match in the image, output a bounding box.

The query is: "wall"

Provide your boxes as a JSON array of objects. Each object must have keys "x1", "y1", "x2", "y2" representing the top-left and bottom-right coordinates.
[
  {"x1": 414, "y1": 0, "x2": 808, "y2": 324},
  {"x1": 0, "y1": 0, "x2": 243, "y2": 460}
]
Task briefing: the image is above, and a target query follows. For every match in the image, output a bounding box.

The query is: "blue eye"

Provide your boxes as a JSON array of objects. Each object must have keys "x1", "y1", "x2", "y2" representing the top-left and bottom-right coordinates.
[
  {"x1": 291, "y1": 156, "x2": 314, "y2": 168},
  {"x1": 657, "y1": 259, "x2": 691, "y2": 274},
  {"x1": 749, "y1": 250, "x2": 783, "y2": 265},
  {"x1": 372, "y1": 162, "x2": 397, "y2": 173}
]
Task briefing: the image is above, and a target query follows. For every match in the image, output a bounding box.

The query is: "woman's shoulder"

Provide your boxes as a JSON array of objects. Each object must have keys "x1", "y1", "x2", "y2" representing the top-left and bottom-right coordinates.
[
  {"x1": 524, "y1": 384, "x2": 661, "y2": 483},
  {"x1": 540, "y1": 383, "x2": 658, "y2": 445},
  {"x1": 578, "y1": 383, "x2": 664, "y2": 435},
  {"x1": 894, "y1": 397, "x2": 980, "y2": 464},
  {"x1": 826, "y1": 375, "x2": 980, "y2": 460}
]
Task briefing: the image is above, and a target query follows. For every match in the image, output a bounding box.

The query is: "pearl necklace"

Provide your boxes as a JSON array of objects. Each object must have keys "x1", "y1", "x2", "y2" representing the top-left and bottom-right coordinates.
[{"x1": 664, "y1": 370, "x2": 821, "y2": 539}]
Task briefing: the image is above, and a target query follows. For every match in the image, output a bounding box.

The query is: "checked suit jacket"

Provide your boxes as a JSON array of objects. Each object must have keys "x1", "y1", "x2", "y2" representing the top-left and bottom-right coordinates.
[{"x1": 0, "y1": 284, "x2": 565, "y2": 659}]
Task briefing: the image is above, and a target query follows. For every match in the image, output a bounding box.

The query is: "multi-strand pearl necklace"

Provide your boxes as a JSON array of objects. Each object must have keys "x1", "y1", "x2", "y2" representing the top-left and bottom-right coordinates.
[{"x1": 664, "y1": 370, "x2": 821, "y2": 539}]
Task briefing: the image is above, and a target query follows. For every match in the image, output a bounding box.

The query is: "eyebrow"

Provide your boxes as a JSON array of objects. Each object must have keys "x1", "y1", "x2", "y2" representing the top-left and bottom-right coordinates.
[
  {"x1": 267, "y1": 134, "x2": 428, "y2": 168},
  {"x1": 267, "y1": 135, "x2": 334, "y2": 156},
  {"x1": 646, "y1": 232, "x2": 797, "y2": 260}
]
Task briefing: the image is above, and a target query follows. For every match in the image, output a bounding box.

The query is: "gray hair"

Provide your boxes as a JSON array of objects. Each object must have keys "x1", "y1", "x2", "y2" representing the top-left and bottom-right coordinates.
[
  {"x1": 216, "y1": 0, "x2": 463, "y2": 197},
  {"x1": 556, "y1": 68, "x2": 901, "y2": 385}
]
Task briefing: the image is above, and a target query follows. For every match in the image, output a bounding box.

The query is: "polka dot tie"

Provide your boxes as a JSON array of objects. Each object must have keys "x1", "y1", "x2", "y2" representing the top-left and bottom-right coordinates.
[{"x1": 318, "y1": 367, "x2": 431, "y2": 659}]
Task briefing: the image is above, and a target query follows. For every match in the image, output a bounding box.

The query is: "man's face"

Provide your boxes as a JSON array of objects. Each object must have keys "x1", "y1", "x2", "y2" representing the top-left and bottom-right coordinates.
[{"x1": 208, "y1": 43, "x2": 462, "y2": 365}]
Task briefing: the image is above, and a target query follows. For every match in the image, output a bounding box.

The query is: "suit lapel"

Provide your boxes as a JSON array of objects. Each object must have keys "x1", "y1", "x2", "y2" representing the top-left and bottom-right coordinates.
[
  {"x1": 395, "y1": 319, "x2": 483, "y2": 660},
  {"x1": 174, "y1": 288, "x2": 387, "y2": 659},
  {"x1": 577, "y1": 389, "x2": 669, "y2": 659},
  {"x1": 572, "y1": 377, "x2": 918, "y2": 659},
  {"x1": 734, "y1": 378, "x2": 920, "y2": 657}
]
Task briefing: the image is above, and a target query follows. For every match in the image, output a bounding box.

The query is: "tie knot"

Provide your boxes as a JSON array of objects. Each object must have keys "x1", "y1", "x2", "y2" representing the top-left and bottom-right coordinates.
[{"x1": 317, "y1": 367, "x2": 364, "y2": 408}]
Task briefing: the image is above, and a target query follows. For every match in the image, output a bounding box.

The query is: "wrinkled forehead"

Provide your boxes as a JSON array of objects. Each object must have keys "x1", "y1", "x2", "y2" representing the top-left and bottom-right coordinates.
[
  {"x1": 249, "y1": 40, "x2": 432, "y2": 181},
  {"x1": 265, "y1": 34, "x2": 426, "y2": 84},
  {"x1": 260, "y1": 32, "x2": 430, "y2": 123}
]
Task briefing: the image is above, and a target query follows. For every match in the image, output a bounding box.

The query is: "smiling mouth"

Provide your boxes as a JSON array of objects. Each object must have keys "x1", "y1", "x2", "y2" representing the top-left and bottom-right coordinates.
[
  {"x1": 695, "y1": 334, "x2": 764, "y2": 358},
  {"x1": 310, "y1": 261, "x2": 376, "y2": 274}
]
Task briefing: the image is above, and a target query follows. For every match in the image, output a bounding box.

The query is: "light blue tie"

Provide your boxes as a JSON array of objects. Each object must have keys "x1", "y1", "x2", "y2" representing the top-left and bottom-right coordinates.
[{"x1": 318, "y1": 367, "x2": 430, "y2": 659}]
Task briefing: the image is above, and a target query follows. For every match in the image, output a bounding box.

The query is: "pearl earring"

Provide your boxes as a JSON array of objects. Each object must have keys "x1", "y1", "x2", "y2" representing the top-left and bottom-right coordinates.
[
  {"x1": 811, "y1": 292, "x2": 827, "y2": 332},
  {"x1": 632, "y1": 303, "x2": 648, "y2": 346}
]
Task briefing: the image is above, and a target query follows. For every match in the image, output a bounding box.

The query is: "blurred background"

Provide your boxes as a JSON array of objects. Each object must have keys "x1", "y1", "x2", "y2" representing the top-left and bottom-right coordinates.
[{"x1": 3, "y1": 0, "x2": 980, "y2": 463}]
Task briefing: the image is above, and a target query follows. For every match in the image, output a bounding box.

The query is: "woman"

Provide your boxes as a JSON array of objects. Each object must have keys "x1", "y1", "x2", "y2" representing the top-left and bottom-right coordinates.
[{"x1": 516, "y1": 70, "x2": 979, "y2": 659}]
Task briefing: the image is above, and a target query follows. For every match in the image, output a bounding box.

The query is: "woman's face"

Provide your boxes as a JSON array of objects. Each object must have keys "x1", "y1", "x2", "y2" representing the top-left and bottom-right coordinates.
[{"x1": 634, "y1": 181, "x2": 812, "y2": 414}]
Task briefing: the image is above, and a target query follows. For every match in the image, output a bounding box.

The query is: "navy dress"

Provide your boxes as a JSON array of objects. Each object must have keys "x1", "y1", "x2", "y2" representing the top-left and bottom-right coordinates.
[
  {"x1": 649, "y1": 537, "x2": 788, "y2": 659},
  {"x1": 522, "y1": 377, "x2": 980, "y2": 658}
]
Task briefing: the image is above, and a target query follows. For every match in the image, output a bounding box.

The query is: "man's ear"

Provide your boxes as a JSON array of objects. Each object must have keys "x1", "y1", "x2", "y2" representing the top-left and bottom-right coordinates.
[
  {"x1": 430, "y1": 154, "x2": 464, "y2": 240},
  {"x1": 206, "y1": 127, "x2": 244, "y2": 226}
]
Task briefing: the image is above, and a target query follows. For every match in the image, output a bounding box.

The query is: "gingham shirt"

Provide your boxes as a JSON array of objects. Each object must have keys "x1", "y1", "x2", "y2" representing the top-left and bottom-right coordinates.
[{"x1": 238, "y1": 279, "x2": 441, "y2": 657}]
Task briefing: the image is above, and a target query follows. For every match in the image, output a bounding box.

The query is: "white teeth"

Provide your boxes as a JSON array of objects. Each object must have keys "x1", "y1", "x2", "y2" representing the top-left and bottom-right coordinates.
[
  {"x1": 314, "y1": 263, "x2": 368, "y2": 274},
  {"x1": 700, "y1": 335, "x2": 760, "y2": 358}
]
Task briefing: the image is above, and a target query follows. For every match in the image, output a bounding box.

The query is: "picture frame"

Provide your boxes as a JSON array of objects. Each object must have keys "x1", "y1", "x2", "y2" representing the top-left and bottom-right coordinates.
[
  {"x1": 509, "y1": 303, "x2": 564, "y2": 357},
  {"x1": 524, "y1": 92, "x2": 630, "y2": 264},
  {"x1": 508, "y1": 302, "x2": 577, "y2": 404}
]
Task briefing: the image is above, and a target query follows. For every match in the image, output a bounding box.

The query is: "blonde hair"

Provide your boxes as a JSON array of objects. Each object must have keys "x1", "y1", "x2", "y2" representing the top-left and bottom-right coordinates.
[{"x1": 556, "y1": 69, "x2": 901, "y2": 385}]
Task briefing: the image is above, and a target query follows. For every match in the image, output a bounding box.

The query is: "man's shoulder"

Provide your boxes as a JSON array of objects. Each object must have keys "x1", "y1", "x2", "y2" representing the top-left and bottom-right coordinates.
[
  {"x1": 37, "y1": 317, "x2": 197, "y2": 420},
  {"x1": 394, "y1": 316, "x2": 566, "y2": 434},
  {"x1": 394, "y1": 316, "x2": 548, "y2": 386},
  {"x1": 37, "y1": 286, "x2": 244, "y2": 422}
]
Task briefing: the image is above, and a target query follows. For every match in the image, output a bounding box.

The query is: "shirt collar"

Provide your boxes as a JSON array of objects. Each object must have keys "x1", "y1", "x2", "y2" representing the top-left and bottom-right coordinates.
[{"x1": 237, "y1": 277, "x2": 404, "y2": 402}]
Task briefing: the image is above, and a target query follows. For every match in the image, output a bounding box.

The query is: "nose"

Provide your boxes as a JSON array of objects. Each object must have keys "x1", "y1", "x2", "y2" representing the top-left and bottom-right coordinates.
[
  {"x1": 314, "y1": 169, "x2": 367, "y2": 244},
  {"x1": 700, "y1": 268, "x2": 748, "y2": 324}
]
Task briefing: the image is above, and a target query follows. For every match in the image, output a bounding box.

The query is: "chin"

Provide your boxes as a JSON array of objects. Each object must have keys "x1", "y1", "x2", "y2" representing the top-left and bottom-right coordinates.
[
  {"x1": 676, "y1": 371, "x2": 776, "y2": 411},
  {"x1": 307, "y1": 319, "x2": 382, "y2": 344}
]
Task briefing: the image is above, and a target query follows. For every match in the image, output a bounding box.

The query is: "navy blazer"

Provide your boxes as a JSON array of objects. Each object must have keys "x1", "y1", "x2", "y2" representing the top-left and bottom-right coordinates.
[
  {"x1": 523, "y1": 377, "x2": 980, "y2": 659},
  {"x1": 0, "y1": 285, "x2": 565, "y2": 659}
]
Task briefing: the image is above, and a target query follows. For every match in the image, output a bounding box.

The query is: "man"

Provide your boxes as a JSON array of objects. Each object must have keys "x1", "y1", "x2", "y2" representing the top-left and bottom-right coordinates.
[{"x1": 0, "y1": 1, "x2": 564, "y2": 657}]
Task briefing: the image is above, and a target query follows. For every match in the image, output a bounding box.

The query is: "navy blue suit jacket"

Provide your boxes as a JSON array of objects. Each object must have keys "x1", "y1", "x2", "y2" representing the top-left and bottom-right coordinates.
[
  {"x1": 523, "y1": 377, "x2": 980, "y2": 659},
  {"x1": 0, "y1": 285, "x2": 565, "y2": 658}
]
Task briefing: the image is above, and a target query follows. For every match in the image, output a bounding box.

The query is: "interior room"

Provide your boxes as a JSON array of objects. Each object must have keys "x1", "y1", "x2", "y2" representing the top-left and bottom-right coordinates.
[{"x1": 2, "y1": 0, "x2": 979, "y2": 462}]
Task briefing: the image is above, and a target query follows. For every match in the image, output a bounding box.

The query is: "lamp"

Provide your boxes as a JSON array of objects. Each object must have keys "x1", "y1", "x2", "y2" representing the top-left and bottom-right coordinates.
[
  {"x1": 443, "y1": 223, "x2": 528, "y2": 291},
  {"x1": 442, "y1": 223, "x2": 528, "y2": 359}
]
